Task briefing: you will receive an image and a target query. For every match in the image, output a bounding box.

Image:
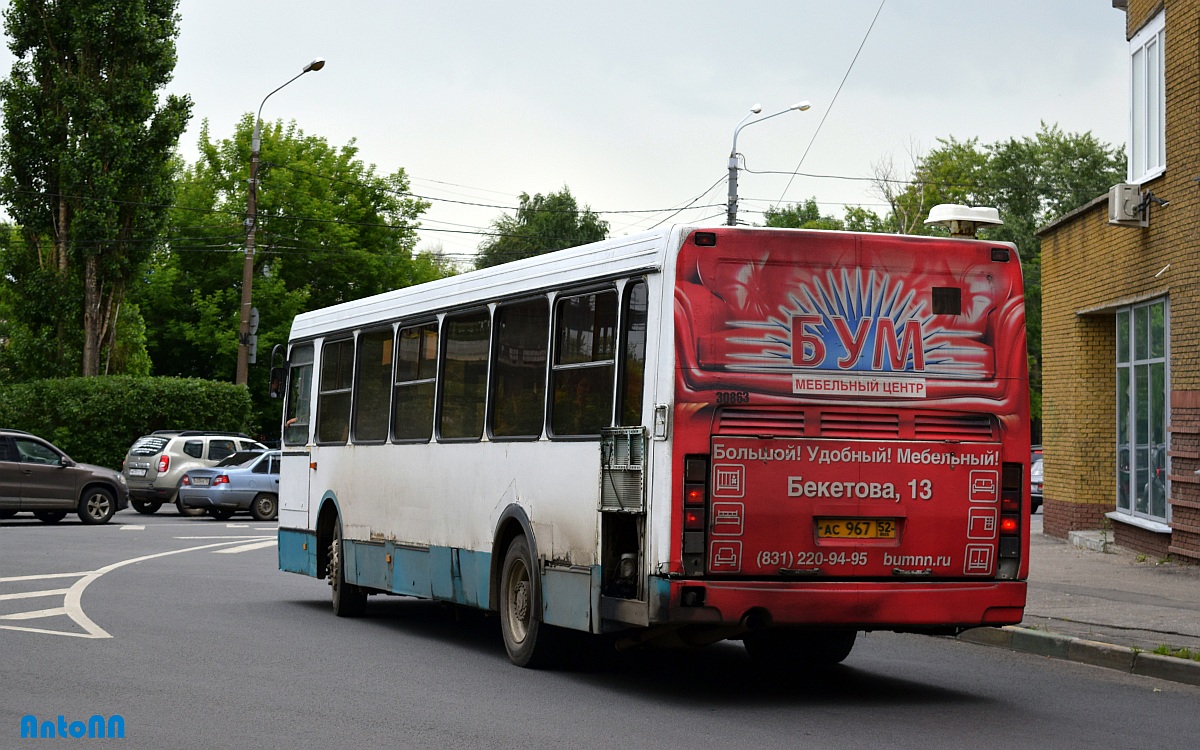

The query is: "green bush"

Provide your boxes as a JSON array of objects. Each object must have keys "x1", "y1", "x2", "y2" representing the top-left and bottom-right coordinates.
[{"x1": 0, "y1": 376, "x2": 255, "y2": 470}]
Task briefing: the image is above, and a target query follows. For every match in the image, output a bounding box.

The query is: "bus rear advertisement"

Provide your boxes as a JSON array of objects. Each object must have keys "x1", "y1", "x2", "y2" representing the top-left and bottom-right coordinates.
[{"x1": 275, "y1": 219, "x2": 1030, "y2": 668}]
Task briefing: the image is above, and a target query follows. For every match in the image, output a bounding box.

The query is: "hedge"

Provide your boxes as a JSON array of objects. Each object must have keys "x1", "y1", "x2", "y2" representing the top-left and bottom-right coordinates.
[{"x1": 0, "y1": 376, "x2": 255, "y2": 470}]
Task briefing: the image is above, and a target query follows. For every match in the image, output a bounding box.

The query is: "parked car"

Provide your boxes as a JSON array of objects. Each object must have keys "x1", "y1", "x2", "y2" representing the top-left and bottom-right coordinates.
[
  {"x1": 178, "y1": 450, "x2": 280, "y2": 521},
  {"x1": 121, "y1": 431, "x2": 267, "y2": 516},
  {"x1": 0, "y1": 428, "x2": 128, "y2": 524},
  {"x1": 1030, "y1": 457, "x2": 1044, "y2": 513}
]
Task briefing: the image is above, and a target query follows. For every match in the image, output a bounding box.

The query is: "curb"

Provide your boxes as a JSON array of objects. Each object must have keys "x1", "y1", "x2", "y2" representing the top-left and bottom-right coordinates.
[{"x1": 957, "y1": 626, "x2": 1200, "y2": 687}]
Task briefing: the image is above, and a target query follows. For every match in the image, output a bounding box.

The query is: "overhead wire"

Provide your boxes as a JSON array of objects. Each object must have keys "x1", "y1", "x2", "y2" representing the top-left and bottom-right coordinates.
[{"x1": 774, "y1": 0, "x2": 887, "y2": 208}]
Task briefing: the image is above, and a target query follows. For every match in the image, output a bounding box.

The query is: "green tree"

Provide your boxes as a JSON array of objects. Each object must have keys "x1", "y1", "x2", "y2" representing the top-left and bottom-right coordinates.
[
  {"x1": 132, "y1": 116, "x2": 450, "y2": 435},
  {"x1": 763, "y1": 198, "x2": 890, "y2": 232},
  {"x1": 880, "y1": 123, "x2": 1126, "y2": 422},
  {"x1": 475, "y1": 187, "x2": 609, "y2": 269},
  {"x1": 0, "y1": 0, "x2": 192, "y2": 377}
]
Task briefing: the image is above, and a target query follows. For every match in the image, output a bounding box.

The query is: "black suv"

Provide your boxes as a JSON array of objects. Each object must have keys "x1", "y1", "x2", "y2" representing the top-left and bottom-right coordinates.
[{"x1": 0, "y1": 429, "x2": 129, "y2": 524}]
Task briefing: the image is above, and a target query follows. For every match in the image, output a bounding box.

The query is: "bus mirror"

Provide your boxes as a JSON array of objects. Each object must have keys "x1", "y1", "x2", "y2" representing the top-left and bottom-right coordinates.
[{"x1": 269, "y1": 367, "x2": 285, "y2": 399}]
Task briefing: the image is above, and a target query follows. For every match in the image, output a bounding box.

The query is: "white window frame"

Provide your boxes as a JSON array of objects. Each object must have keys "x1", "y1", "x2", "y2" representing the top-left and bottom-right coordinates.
[
  {"x1": 1129, "y1": 11, "x2": 1166, "y2": 184},
  {"x1": 1115, "y1": 298, "x2": 1170, "y2": 526}
]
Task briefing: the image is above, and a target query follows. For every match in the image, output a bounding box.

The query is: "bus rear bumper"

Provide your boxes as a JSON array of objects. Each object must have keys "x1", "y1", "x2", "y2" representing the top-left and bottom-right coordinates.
[{"x1": 651, "y1": 578, "x2": 1027, "y2": 630}]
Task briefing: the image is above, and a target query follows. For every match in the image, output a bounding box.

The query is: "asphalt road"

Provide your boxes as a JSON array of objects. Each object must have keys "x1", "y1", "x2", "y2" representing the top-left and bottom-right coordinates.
[{"x1": 3, "y1": 508, "x2": 1198, "y2": 750}]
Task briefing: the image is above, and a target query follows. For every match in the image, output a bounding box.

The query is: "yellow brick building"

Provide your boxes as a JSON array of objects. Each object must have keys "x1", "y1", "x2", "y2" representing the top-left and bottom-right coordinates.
[{"x1": 1039, "y1": 0, "x2": 1199, "y2": 561}]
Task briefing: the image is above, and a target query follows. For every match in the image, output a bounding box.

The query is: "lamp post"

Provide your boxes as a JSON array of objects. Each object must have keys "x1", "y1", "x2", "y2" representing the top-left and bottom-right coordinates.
[
  {"x1": 726, "y1": 100, "x2": 811, "y2": 226},
  {"x1": 236, "y1": 57, "x2": 326, "y2": 386}
]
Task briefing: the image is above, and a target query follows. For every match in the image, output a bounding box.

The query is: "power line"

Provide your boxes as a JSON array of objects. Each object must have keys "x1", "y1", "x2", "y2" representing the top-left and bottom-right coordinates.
[{"x1": 772, "y1": 0, "x2": 888, "y2": 206}]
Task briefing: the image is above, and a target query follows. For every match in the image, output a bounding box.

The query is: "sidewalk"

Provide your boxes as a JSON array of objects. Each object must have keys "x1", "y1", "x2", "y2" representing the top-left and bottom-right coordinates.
[{"x1": 957, "y1": 514, "x2": 1200, "y2": 686}]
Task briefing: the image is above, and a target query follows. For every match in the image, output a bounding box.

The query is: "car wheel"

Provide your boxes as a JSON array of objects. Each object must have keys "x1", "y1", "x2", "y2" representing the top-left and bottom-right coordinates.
[
  {"x1": 131, "y1": 500, "x2": 162, "y2": 515},
  {"x1": 176, "y1": 497, "x2": 206, "y2": 517},
  {"x1": 328, "y1": 519, "x2": 366, "y2": 617},
  {"x1": 209, "y1": 508, "x2": 235, "y2": 521},
  {"x1": 250, "y1": 493, "x2": 277, "y2": 522},
  {"x1": 78, "y1": 487, "x2": 117, "y2": 525},
  {"x1": 33, "y1": 510, "x2": 68, "y2": 524}
]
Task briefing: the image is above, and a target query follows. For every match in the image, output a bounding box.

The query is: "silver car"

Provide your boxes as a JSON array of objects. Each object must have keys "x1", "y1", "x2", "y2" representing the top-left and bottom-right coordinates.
[
  {"x1": 122, "y1": 431, "x2": 267, "y2": 516},
  {"x1": 177, "y1": 450, "x2": 280, "y2": 521}
]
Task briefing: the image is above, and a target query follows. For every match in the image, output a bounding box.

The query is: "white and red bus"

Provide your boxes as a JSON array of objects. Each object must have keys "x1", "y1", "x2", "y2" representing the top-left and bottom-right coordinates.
[{"x1": 275, "y1": 218, "x2": 1030, "y2": 668}]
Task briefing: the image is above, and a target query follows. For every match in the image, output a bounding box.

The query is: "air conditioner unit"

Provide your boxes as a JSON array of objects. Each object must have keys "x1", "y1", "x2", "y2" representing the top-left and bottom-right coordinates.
[{"x1": 1108, "y1": 183, "x2": 1146, "y2": 227}]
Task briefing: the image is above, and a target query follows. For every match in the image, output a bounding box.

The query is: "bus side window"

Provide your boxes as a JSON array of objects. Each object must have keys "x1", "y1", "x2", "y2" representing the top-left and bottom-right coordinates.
[
  {"x1": 490, "y1": 298, "x2": 549, "y2": 439},
  {"x1": 392, "y1": 323, "x2": 438, "y2": 442},
  {"x1": 283, "y1": 344, "x2": 314, "y2": 446},
  {"x1": 618, "y1": 281, "x2": 648, "y2": 426},
  {"x1": 352, "y1": 328, "x2": 393, "y2": 443},
  {"x1": 317, "y1": 339, "x2": 354, "y2": 444},
  {"x1": 439, "y1": 310, "x2": 490, "y2": 440},
  {"x1": 551, "y1": 290, "x2": 617, "y2": 437}
]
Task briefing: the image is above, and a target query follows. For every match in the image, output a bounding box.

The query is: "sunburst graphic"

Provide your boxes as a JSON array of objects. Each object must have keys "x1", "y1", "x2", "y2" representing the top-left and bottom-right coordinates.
[{"x1": 720, "y1": 267, "x2": 988, "y2": 378}]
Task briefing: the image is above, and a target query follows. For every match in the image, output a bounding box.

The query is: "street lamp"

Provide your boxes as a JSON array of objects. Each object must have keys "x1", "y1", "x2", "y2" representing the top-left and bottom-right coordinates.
[
  {"x1": 726, "y1": 100, "x2": 811, "y2": 226},
  {"x1": 236, "y1": 57, "x2": 326, "y2": 386}
]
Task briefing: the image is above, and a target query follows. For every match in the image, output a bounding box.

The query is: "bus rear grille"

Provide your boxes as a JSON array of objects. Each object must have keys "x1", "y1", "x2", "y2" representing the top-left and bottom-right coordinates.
[
  {"x1": 819, "y1": 411, "x2": 900, "y2": 438},
  {"x1": 913, "y1": 413, "x2": 996, "y2": 441},
  {"x1": 715, "y1": 408, "x2": 805, "y2": 437}
]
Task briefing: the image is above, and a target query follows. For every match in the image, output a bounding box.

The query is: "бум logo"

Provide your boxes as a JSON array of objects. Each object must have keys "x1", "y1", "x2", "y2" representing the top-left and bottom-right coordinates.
[{"x1": 19, "y1": 714, "x2": 124, "y2": 739}]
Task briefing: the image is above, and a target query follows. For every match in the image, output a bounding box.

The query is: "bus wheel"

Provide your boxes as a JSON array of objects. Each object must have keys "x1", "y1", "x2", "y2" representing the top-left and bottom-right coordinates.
[
  {"x1": 328, "y1": 519, "x2": 366, "y2": 618},
  {"x1": 743, "y1": 628, "x2": 857, "y2": 670},
  {"x1": 499, "y1": 536, "x2": 560, "y2": 668}
]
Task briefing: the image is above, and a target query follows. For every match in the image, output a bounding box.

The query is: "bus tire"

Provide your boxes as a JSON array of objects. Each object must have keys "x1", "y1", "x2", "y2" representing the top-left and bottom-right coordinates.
[
  {"x1": 499, "y1": 536, "x2": 561, "y2": 668},
  {"x1": 329, "y1": 519, "x2": 366, "y2": 618},
  {"x1": 743, "y1": 628, "x2": 857, "y2": 670}
]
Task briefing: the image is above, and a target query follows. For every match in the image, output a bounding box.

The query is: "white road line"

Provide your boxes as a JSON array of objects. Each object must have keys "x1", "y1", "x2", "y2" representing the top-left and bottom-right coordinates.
[
  {"x1": 173, "y1": 535, "x2": 273, "y2": 540},
  {"x1": 0, "y1": 538, "x2": 263, "y2": 639},
  {"x1": 0, "y1": 572, "x2": 90, "y2": 583},
  {"x1": 0, "y1": 588, "x2": 70, "y2": 601},
  {"x1": 213, "y1": 540, "x2": 277, "y2": 554},
  {"x1": 120, "y1": 525, "x2": 145, "y2": 531}
]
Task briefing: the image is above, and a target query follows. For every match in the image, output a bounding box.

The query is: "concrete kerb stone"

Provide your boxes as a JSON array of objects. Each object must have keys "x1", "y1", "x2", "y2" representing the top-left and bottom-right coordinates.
[{"x1": 957, "y1": 626, "x2": 1200, "y2": 687}]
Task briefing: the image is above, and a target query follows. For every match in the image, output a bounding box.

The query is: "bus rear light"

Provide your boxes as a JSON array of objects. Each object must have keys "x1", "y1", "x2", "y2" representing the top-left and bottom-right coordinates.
[
  {"x1": 693, "y1": 232, "x2": 717, "y2": 247},
  {"x1": 157, "y1": 455, "x2": 169, "y2": 473},
  {"x1": 682, "y1": 455, "x2": 710, "y2": 576},
  {"x1": 999, "y1": 515, "x2": 1019, "y2": 535}
]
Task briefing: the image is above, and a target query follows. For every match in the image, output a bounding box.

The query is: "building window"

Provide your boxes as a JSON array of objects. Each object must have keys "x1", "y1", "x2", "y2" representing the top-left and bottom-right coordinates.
[
  {"x1": 1129, "y1": 11, "x2": 1165, "y2": 183},
  {"x1": 1116, "y1": 299, "x2": 1168, "y2": 522}
]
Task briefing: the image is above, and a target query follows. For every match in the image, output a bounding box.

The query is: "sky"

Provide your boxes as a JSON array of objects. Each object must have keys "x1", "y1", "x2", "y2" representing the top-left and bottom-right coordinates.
[{"x1": 3, "y1": 1, "x2": 1131, "y2": 266}]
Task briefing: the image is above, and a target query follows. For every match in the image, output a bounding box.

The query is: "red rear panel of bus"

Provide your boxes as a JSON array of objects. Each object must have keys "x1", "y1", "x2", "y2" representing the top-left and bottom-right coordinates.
[{"x1": 671, "y1": 227, "x2": 1030, "y2": 603}]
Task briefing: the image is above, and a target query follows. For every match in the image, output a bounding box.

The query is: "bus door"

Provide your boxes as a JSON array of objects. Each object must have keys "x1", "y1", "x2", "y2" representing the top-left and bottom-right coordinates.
[{"x1": 279, "y1": 343, "x2": 314, "y2": 525}]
